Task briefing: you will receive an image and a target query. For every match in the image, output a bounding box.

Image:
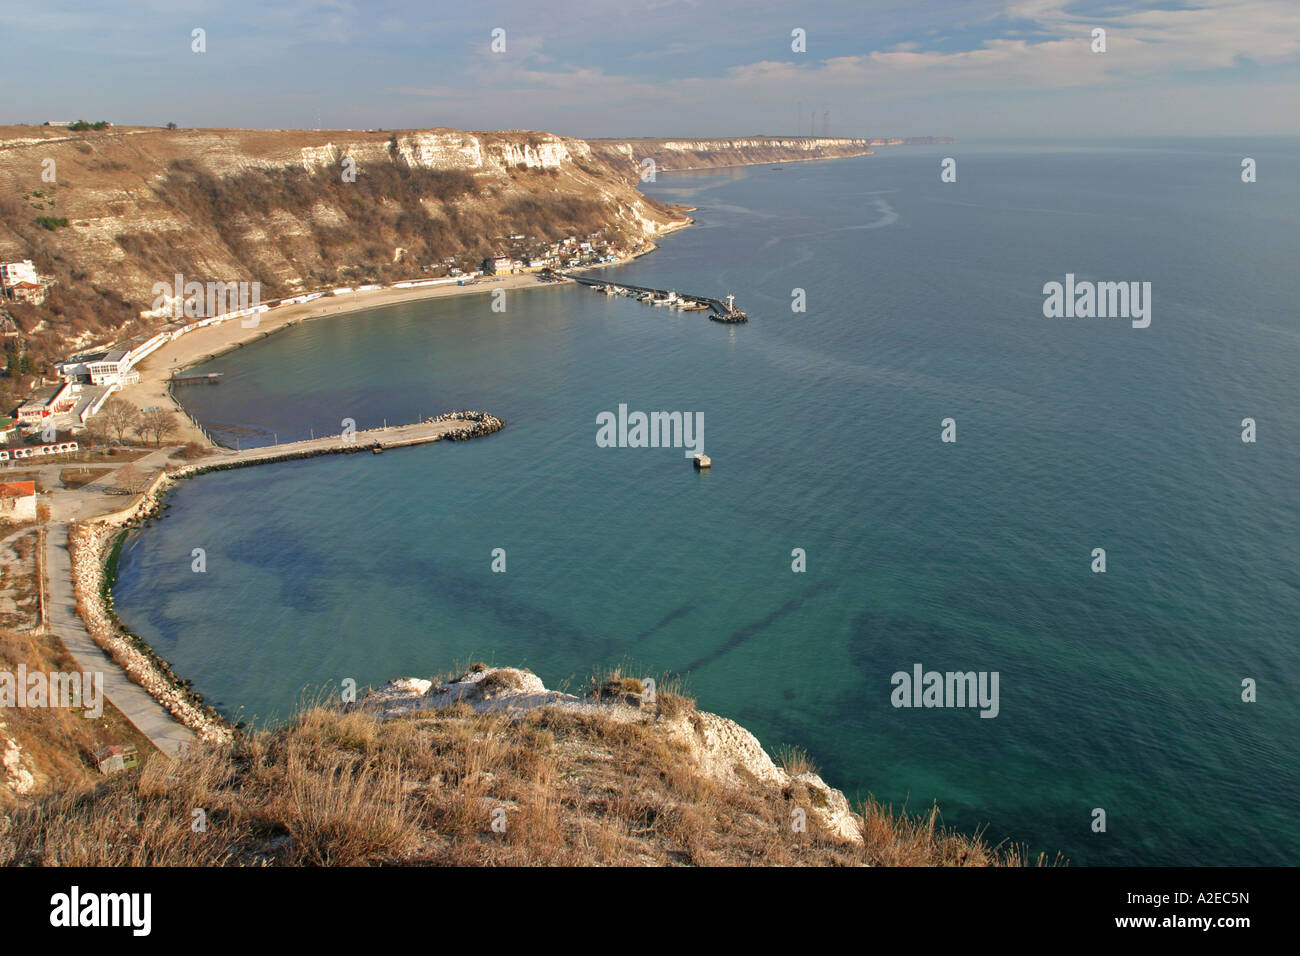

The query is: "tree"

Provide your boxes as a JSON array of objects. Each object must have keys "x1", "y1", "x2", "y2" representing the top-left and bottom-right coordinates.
[
  {"x1": 165, "y1": 122, "x2": 177, "y2": 130},
  {"x1": 99, "y1": 397, "x2": 140, "y2": 443},
  {"x1": 116, "y1": 463, "x2": 148, "y2": 495},
  {"x1": 82, "y1": 416, "x2": 110, "y2": 446},
  {"x1": 137, "y1": 408, "x2": 178, "y2": 447}
]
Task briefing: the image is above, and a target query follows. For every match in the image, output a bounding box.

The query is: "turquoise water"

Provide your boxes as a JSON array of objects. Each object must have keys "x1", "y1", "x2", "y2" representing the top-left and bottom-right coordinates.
[{"x1": 114, "y1": 140, "x2": 1300, "y2": 865}]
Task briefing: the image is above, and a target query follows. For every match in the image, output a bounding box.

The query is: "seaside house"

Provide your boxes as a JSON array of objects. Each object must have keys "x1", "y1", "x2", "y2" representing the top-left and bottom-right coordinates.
[
  {"x1": 0, "y1": 481, "x2": 37, "y2": 523},
  {"x1": 56, "y1": 331, "x2": 166, "y2": 389},
  {"x1": 0, "y1": 260, "x2": 53, "y2": 304},
  {"x1": 16, "y1": 381, "x2": 77, "y2": 424},
  {"x1": 83, "y1": 350, "x2": 131, "y2": 385},
  {"x1": 0, "y1": 260, "x2": 39, "y2": 288}
]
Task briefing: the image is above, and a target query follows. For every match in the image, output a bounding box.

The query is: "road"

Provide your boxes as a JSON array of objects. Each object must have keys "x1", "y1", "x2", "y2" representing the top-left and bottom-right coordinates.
[{"x1": 42, "y1": 520, "x2": 195, "y2": 756}]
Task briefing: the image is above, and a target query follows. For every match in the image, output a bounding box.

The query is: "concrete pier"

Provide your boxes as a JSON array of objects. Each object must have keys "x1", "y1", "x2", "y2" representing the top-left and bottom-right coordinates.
[{"x1": 196, "y1": 412, "x2": 505, "y2": 472}]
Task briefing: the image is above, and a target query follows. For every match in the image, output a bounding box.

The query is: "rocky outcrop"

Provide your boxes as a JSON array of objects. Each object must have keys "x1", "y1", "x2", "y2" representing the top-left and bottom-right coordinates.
[
  {"x1": 0, "y1": 721, "x2": 37, "y2": 799},
  {"x1": 425, "y1": 410, "x2": 505, "y2": 441},
  {"x1": 361, "y1": 665, "x2": 865, "y2": 846}
]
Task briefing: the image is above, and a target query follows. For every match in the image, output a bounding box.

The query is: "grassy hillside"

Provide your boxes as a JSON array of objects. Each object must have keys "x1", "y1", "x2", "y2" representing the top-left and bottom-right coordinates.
[{"x1": 0, "y1": 666, "x2": 1050, "y2": 866}]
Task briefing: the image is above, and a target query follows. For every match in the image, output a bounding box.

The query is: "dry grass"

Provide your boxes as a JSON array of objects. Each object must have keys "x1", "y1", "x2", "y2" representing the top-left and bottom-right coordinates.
[
  {"x1": 170, "y1": 441, "x2": 214, "y2": 461},
  {"x1": 775, "y1": 745, "x2": 819, "y2": 778},
  {"x1": 0, "y1": 685, "x2": 1052, "y2": 867},
  {"x1": 859, "y1": 799, "x2": 1059, "y2": 867},
  {"x1": 59, "y1": 467, "x2": 113, "y2": 490},
  {"x1": 0, "y1": 627, "x2": 158, "y2": 810}
]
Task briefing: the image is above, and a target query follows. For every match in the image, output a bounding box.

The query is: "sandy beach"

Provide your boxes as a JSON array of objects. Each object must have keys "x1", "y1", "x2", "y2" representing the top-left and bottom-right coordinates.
[{"x1": 121, "y1": 272, "x2": 571, "y2": 445}]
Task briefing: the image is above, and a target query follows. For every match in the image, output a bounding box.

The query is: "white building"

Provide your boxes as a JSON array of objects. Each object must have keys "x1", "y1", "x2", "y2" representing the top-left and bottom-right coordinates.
[
  {"x1": 57, "y1": 330, "x2": 169, "y2": 389},
  {"x1": 0, "y1": 260, "x2": 40, "y2": 289},
  {"x1": 17, "y1": 381, "x2": 78, "y2": 424},
  {"x1": 85, "y1": 350, "x2": 131, "y2": 385}
]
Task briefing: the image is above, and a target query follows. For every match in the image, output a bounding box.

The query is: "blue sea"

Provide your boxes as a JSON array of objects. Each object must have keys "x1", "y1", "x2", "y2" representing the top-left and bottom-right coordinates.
[{"x1": 113, "y1": 139, "x2": 1300, "y2": 865}]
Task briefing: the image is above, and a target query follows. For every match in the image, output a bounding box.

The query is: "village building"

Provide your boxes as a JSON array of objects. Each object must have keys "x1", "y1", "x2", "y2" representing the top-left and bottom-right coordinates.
[
  {"x1": 0, "y1": 260, "x2": 53, "y2": 304},
  {"x1": 92, "y1": 744, "x2": 140, "y2": 775},
  {"x1": 56, "y1": 330, "x2": 167, "y2": 388},
  {"x1": 0, "y1": 481, "x2": 37, "y2": 523},
  {"x1": 6, "y1": 281, "x2": 48, "y2": 305},
  {"x1": 0, "y1": 260, "x2": 39, "y2": 288},
  {"x1": 16, "y1": 381, "x2": 78, "y2": 424}
]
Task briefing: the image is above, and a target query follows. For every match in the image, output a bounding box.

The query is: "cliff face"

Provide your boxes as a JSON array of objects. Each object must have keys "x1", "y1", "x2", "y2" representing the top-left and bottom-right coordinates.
[
  {"x1": 589, "y1": 136, "x2": 874, "y2": 175},
  {"x1": 0, "y1": 125, "x2": 690, "y2": 362},
  {"x1": 0, "y1": 127, "x2": 891, "y2": 378}
]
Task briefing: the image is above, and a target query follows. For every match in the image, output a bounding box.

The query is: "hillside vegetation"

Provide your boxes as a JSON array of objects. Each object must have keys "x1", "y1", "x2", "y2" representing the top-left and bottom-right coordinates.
[{"x1": 0, "y1": 626, "x2": 156, "y2": 807}]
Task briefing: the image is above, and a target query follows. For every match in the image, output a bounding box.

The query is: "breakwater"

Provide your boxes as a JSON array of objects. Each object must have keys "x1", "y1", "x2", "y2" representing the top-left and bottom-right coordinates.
[
  {"x1": 425, "y1": 410, "x2": 507, "y2": 442},
  {"x1": 173, "y1": 411, "x2": 506, "y2": 475},
  {"x1": 561, "y1": 272, "x2": 748, "y2": 323}
]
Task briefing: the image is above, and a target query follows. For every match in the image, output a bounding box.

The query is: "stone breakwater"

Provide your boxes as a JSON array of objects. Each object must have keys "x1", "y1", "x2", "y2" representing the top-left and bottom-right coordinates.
[
  {"x1": 68, "y1": 409, "x2": 507, "y2": 745},
  {"x1": 424, "y1": 410, "x2": 506, "y2": 441},
  {"x1": 70, "y1": 518, "x2": 233, "y2": 745}
]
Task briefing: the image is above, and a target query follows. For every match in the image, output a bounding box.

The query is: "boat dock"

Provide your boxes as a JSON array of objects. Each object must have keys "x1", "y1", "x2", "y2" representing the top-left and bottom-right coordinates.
[
  {"x1": 169, "y1": 372, "x2": 223, "y2": 386},
  {"x1": 188, "y1": 412, "x2": 506, "y2": 471},
  {"x1": 560, "y1": 273, "x2": 748, "y2": 323}
]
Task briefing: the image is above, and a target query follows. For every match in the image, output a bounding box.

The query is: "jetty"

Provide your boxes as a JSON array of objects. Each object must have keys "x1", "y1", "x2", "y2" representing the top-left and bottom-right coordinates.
[
  {"x1": 560, "y1": 272, "x2": 748, "y2": 323},
  {"x1": 191, "y1": 411, "x2": 505, "y2": 474},
  {"x1": 169, "y1": 372, "x2": 223, "y2": 386}
]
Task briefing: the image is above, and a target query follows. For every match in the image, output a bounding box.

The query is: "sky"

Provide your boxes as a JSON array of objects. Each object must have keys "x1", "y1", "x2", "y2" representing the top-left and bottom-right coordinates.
[{"x1": 2, "y1": 0, "x2": 1298, "y2": 138}]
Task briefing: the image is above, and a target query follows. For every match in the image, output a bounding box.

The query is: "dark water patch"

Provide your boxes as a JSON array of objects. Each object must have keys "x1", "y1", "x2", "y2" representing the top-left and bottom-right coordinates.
[
  {"x1": 629, "y1": 604, "x2": 695, "y2": 642},
  {"x1": 683, "y1": 579, "x2": 833, "y2": 674}
]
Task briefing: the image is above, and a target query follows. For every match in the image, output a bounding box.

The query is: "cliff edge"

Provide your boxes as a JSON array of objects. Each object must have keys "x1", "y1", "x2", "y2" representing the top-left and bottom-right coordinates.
[{"x1": 0, "y1": 664, "x2": 1040, "y2": 866}]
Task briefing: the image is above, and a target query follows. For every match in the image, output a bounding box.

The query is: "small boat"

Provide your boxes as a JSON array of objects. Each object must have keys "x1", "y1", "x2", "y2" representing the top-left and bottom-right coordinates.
[
  {"x1": 372, "y1": 446, "x2": 384, "y2": 454},
  {"x1": 692, "y1": 453, "x2": 711, "y2": 470}
]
